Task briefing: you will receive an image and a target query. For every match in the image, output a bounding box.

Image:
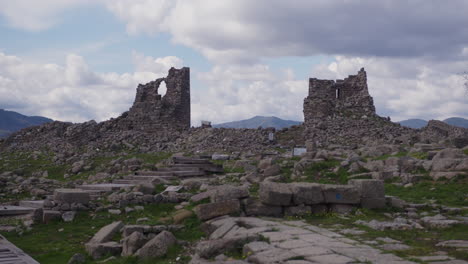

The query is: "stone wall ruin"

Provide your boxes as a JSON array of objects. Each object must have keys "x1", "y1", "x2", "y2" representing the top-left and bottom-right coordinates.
[
  {"x1": 116, "y1": 67, "x2": 191, "y2": 131},
  {"x1": 304, "y1": 68, "x2": 376, "y2": 123}
]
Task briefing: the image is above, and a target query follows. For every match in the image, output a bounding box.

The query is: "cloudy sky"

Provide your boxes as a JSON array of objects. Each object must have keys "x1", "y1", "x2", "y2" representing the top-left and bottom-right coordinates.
[{"x1": 1, "y1": 0, "x2": 467, "y2": 125}]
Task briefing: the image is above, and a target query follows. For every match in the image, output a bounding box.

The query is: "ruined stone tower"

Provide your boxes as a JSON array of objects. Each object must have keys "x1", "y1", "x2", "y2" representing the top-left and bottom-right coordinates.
[
  {"x1": 117, "y1": 67, "x2": 191, "y2": 131},
  {"x1": 303, "y1": 68, "x2": 376, "y2": 124}
]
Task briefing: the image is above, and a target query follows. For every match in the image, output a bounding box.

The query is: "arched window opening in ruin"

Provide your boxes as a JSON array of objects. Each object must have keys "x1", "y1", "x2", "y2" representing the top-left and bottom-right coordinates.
[
  {"x1": 335, "y1": 88, "x2": 341, "y2": 99},
  {"x1": 159, "y1": 80, "x2": 167, "y2": 97}
]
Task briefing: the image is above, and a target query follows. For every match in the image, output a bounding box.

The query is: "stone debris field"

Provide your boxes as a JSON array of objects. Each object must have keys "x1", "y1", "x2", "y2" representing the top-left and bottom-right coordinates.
[{"x1": 0, "y1": 67, "x2": 466, "y2": 263}]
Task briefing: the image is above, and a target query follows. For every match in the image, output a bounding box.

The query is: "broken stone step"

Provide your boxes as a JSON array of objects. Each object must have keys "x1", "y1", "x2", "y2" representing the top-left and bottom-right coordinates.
[
  {"x1": 158, "y1": 167, "x2": 202, "y2": 172},
  {"x1": 174, "y1": 170, "x2": 206, "y2": 177},
  {"x1": 171, "y1": 164, "x2": 223, "y2": 173},
  {"x1": 0, "y1": 206, "x2": 36, "y2": 216},
  {"x1": 135, "y1": 171, "x2": 174, "y2": 176},
  {"x1": 126, "y1": 175, "x2": 176, "y2": 181},
  {"x1": 18, "y1": 200, "x2": 44, "y2": 209},
  {"x1": 113, "y1": 179, "x2": 142, "y2": 184},
  {"x1": 79, "y1": 184, "x2": 135, "y2": 192},
  {"x1": 173, "y1": 157, "x2": 212, "y2": 164}
]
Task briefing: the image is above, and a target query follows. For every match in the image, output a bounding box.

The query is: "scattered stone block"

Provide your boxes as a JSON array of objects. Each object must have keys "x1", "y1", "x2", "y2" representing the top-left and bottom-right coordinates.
[
  {"x1": 386, "y1": 196, "x2": 407, "y2": 209},
  {"x1": 210, "y1": 185, "x2": 249, "y2": 202},
  {"x1": 0, "y1": 205, "x2": 36, "y2": 216},
  {"x1": 195, "y1": 200, "x2": 240, "y2": 221},
  {"x1": 322, "y1": 184, "x2": 360, "y2": 204},
  {"x1": 259, "y1": 182, "x2": 292, "y2": 206},
  {"x1": 53, "y1": 189, "x2": 90, "y2": 205},
  {"x1": 122, "y1": 231, "x2": 147, "y2": 257},
  {"x1": 243, "y1": 197, "x2": 283, "y2": 217},
  {"x1": 311, "y1": 204, "x2": 328, "y2": 214},
  {"x1": 329, "y1": 204, "x2": 356, "y2": 214},
  {"x1": 19, "y1": 200, "x2": 44, "y2": 209},
  {"x1": 349, "y1": 179, "x2": 384, "y2": 198},
  {"x1": 67, "y1": 253, "x2": 86, "y2": 264},
  {"x1": 135, "y1": 231, "x2": 176, "y2": 259},
  {"x1": 290, "y1": 182, "x2": 324, "y2": 205},
  {"x1": 62, "y1": 211, "x2": 76, "y2": 222},
  {"x1": 42, "y1": 210, "x2": 61, "y2": 224},
  {"x1": 212, "y1": 154, "x2": 230, "y2": 160},
  {"x1": 88, "y1": 221, "x2": 124, "y2": 244},
  {"x1": 285, "y1": 204, "x2": 312, "y2": 216},
  {"x1": 85, "y1": 242, "x2": 122, "y2": 259}
]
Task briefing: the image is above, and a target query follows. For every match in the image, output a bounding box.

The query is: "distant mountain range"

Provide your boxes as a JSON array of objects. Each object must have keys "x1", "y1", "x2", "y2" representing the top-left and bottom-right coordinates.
[
  {"x1": 0, "y1": 109, "x2": 53, "y2": 138},
  {"x1": 398, "y1": 117, "x2": 468, "y2": 129},
  {"x1": 213, "y1": 116, "x2": 302, "y2": 129}
]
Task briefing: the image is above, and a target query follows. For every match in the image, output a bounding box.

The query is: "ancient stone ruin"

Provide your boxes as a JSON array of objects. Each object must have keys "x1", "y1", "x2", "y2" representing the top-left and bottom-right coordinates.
[
  {"x1": 303, "y1": 68, "x2": 376, "y2": 122},
  {"x1": 116, "y1": 67, "x2": 191, "y2": 131}
]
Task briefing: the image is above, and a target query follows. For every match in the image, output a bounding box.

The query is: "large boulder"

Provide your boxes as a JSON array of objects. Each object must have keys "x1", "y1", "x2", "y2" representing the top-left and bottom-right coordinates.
[
  {"x1": 135, "y1": 231, "x2": 177, "y2": 259},
  {"x1": 259, "y1": 182, "x2": 292, "y2": 206},
  {"x1": 290, "y1": 182, "x2": 324, "y2": 205},
  {"x1": 195, "y1": 200, "x2": 240, "y2": 221}
]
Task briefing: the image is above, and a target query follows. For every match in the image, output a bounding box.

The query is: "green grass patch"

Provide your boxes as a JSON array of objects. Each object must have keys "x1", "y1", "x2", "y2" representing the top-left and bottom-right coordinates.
[
  {"x1": 409, "y1": 152, "x2": 428, "y2": 160},
  {"x1": 1, "y1": 203, "x2": 183, "y2": 264},
  {"x1": 301, "y1": 160, "x2": 350, "y2": 184},
  {"x1": 464, "y1": 149, "x2": 468, "y2": 155},
  {"x1": 249, "y1": 183, "x2": 260, "y2": 197},
  {"x1": 385, "y1": 178, "x2": 468, "y2": 207}
]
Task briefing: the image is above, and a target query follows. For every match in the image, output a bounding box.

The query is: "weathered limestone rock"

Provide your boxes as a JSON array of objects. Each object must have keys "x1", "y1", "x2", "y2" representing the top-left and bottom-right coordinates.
[
  {"x1": 329, "y1": 204, "x2": 356, "y2": 214},
  {"x1": 322, "y1": 184, "x2": 360, "y2": 204},
  {"x1": 88, "y1": 221, "x2": 124, "y2": 244},
  {"x1": 195, "y1": 200, "x2": 240, "y2": 221},
  {"x1": 42, "y1": 210, "x2": 61, "y2": 224},
  {"x1": 135, "y1": 231, "x2": 177, "y2": 259},
  {"x1": 53, "y1": 189, "x2": 90, "y2": 205},
  {"x1": 242, "y1": 198, "x2": 283, "y2": 217},
  {"x1": 85, "y1": 242, "x2": 122, "y2": 260},
  {"x1": 122, "y1": 231, "x2": 147, "y2": 257},
  {"x1": 259, "y1": 182, "x2": 293, "y2": 206},
  {"x1": 290, "y1": 182, "x2": 324, "y2": 205},
  {"x1": 284, "y1": 204, "x2": 312, "y2": 216},
  {"x1": 210, "y1": 185, "x2": 249, "y2": 202},
  {"x1": 196, "y1": 235, "x2": 259, "y2": 259},
  {"x1": 349, "y1": 179, "x2": 385, "y2": 209}
]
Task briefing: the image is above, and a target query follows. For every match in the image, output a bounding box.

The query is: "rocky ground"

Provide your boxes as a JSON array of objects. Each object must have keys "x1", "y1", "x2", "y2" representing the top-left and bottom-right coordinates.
[{"x1": 0, "y1": 141, "x2": 467, "y2": 264}]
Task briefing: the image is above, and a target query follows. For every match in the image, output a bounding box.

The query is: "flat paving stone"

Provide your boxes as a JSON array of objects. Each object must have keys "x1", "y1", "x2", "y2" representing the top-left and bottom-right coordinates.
[
  {"x1": 290, "y1": 246, "x2": 333, "y2": 256},
  {"x1": 306, "y1": 253, "x2": 356, "y2": 264},
  {"x1": 275, "y1": 239, "x2": 312, "y2": 249},
  {"x1": 193, "y1": 217, "x2": 465, "y2": 264}
]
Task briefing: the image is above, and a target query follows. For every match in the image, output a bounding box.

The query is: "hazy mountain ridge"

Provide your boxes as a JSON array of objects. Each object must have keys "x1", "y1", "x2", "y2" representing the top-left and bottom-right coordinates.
[
  {"x1": 0, "y1": 109, "x2": 53, "y2": 138},
  {"x1": 398, "y1": 117, "x2": 468, "y2": 129},
  {"x1": 213, "y1": 116, "x2": 302, "y2": 129}
]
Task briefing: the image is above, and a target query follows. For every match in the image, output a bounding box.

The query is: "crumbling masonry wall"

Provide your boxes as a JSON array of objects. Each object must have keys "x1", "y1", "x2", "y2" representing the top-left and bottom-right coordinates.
[
  {"x1": 303, "y1": 68, "x2": 376, "y2": 123},
  {"x1": 116, "y1": 67, "x2": 191, "y2": 131}
]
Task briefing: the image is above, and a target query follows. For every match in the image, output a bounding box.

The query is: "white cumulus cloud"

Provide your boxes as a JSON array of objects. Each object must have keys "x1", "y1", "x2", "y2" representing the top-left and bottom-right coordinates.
[{"x1": 0, "y1": 52, "x2": 183, "y2": 122}]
